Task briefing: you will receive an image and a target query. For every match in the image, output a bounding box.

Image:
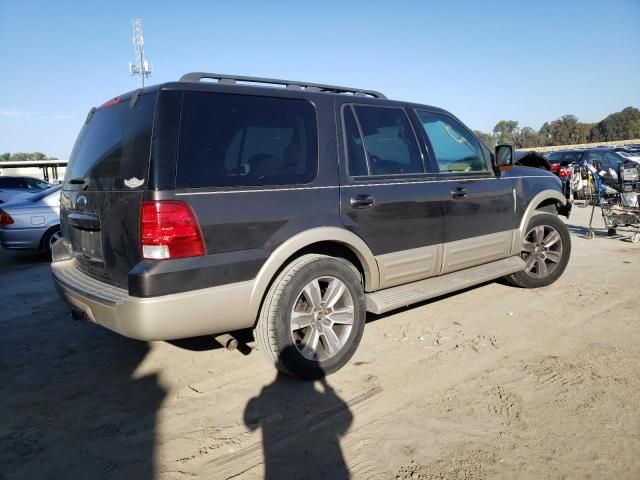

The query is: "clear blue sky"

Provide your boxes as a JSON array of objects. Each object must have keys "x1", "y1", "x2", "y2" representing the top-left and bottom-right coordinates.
[{"x1": 1, "y1": 0, "x2": 639, "y2": 158}]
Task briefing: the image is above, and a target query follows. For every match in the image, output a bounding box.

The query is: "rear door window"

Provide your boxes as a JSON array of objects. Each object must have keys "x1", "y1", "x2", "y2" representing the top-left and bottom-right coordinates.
[
  {"x1": 342, "y1": 106, "x2": 369, "y2": 176},
  {"x1": 347, "y1": 105, "x2": 424, "y2": 176},
  {"x1": 177, "y1": 92, "x2": 317, "y2": 188}
]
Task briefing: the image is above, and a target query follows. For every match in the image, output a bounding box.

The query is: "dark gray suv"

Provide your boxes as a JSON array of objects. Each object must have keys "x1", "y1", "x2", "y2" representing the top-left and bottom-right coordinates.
[{"x1": 52, "y1": 72, "x2": 572, "y2": 378}]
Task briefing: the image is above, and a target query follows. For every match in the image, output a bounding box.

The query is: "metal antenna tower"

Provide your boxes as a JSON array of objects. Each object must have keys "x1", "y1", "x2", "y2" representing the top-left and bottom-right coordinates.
[{"x1": 128, "y1": 18, "x2": 152, "y2": 87}]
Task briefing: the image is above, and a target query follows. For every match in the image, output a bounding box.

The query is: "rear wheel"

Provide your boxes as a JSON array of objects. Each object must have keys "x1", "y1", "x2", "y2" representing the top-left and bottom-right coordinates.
[
  {"x1": 43, "y1": 227, "x2": 62, "y2": 257},
  {"x1": 506, "y1": 213, "x2": 571, "y2": 288},
  {"x1": 254, "y1": 254, "x2": 366, "y2": 379}
]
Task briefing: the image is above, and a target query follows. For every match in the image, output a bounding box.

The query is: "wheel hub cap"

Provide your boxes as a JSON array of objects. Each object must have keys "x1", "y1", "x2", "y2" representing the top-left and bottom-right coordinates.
[
  {"x1": 521, "y1": 224, "x2": 563, "y2": 279},
  {"x1": 290, "y1": 276, "x2": 355, "y2": 361}
]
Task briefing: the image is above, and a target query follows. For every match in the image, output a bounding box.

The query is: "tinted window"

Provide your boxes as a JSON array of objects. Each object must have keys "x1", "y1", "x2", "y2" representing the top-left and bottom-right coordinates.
[
  {"x1": 417, "y1": 111, "x2": 487, "y2": 173},
  {"x1": 343, "y1": 107, "x2": 368, "y2": 176},
  {"x1": 549, "y1": 151, "x2": 586, "y2": 164},
  {"x1": 353, "y1": 106, "x2": 423, "y2": 175},
  {"x1": 177, "y1": 92, "x2": 317, "y2": 188},
  {"x1": 65, "y1": 92, "x2": 156, "y2": 191},
  {"x1": 0, "y1": 178, "x2": 19, "y2": 188}
]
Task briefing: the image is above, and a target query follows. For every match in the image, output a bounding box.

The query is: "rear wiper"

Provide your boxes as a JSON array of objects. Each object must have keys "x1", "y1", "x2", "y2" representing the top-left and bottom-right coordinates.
[{"x1": 68, "y1": 177, "x2": 90, "y2": 190}]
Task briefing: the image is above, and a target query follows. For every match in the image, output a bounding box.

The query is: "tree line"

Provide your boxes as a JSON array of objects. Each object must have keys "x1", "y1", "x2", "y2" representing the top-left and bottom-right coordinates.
[
  {"x1": 0, "y1": 152, "x2": 59, "y2": 162},
  {"x1": 474, "y1": 106, "x2": 640, "y2": 149}
]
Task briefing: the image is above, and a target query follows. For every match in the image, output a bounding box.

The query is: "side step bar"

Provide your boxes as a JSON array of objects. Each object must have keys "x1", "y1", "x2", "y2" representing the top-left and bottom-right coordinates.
[{"x1": 365, "y1": 256, "x2": 525, "y2": 314}]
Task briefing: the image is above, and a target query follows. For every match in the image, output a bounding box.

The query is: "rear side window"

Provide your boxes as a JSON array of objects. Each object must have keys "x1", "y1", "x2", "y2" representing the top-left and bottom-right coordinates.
[
  {"x1": 0, "y1": 178, "x2": 20, "y2": 188},
  {"x1": 177, "y1": 92, "x2": 317, "y2": 188},
  {"x1": 65, "y1": 93, "x2": 156, "y2": 190},
  {"x1": 417, "y1": 111, "x2": 487, "y2": 173},
  {"x1": 346, "y1": 106, "x2": 423, "y2": 176}
]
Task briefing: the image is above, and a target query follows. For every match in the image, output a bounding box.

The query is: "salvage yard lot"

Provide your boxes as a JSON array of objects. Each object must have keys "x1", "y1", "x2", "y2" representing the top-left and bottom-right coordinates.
[{"x1": 1, "y1": 205, "x2": 639, "y2": 480}]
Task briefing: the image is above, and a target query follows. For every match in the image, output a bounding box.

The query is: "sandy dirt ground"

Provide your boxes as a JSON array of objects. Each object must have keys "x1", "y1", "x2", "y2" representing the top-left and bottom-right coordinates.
[{"x1": 1, "y1": 204, "x2": 639, "y2": 480}]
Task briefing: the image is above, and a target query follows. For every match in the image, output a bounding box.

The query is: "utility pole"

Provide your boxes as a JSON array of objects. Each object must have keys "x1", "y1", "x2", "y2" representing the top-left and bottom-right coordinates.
[{"x1": 128, "y1": 18, "x2": 152, "y2": 88}]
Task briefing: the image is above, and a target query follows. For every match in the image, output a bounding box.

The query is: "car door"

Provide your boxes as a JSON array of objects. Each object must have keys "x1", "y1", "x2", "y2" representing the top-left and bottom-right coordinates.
[
  {"x1": 413, "y1": 109, "x2": 515, "y2": 274},
  {"x1": 337, "y1": 103, "x2": 446, "y2": 289}
]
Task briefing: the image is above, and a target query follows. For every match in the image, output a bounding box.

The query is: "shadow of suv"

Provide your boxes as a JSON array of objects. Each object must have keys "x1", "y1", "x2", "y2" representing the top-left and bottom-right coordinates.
[{"x1": 52, "y1": 72, "x2": 572, "y2": 379}]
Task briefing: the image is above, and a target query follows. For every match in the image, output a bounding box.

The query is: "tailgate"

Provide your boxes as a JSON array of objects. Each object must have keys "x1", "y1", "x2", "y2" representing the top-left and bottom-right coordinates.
[{"x1": 61, "y1": 91, "x2": 157, "y2": 289}]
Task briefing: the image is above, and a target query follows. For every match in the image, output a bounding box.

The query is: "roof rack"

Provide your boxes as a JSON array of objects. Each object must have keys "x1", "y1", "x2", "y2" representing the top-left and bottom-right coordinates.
[{"x1": 179, "y1": 72, "x2": 387, "y2": 99}]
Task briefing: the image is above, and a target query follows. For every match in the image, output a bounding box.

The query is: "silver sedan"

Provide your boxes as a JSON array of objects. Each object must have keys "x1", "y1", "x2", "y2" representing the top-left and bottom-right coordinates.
[{"x1": 0, "y1": 185, "x2": 61, "y2": 255}]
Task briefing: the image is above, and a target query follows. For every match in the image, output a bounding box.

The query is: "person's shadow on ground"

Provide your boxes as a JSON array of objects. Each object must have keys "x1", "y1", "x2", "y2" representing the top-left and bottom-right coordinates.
[
  {"x1": 0, "y1": 295, "x2": 164, "y2": 480},
  {"x1": 243, "y1": 347, "x2": 353, "y2": 480}
]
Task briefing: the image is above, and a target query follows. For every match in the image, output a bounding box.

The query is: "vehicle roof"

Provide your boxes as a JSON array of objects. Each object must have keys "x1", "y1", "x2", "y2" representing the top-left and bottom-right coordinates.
[
  {"x1": 103, "y1": 80, "x2": 451, "y2": 116},
  {"x1": 0, "y1": 175, "x2": 47, "y2": 180}
]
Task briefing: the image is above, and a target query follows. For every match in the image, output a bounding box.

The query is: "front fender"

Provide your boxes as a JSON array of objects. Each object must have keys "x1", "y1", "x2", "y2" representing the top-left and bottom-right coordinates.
[{"x1": 512, "y1": 189, "x2": 568, "y2": 254}]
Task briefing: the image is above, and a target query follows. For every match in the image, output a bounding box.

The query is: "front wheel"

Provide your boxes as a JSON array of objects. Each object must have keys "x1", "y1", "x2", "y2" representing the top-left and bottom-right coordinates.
[
  {"x1": 254, "y1": 254, "x2": 366, "y2": 379},
  {"x1": 506, "y1": 213, "x2": 571, "y2": 288}
]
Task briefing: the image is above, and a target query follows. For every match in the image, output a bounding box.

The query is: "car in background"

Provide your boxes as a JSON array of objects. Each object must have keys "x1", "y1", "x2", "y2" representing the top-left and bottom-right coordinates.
[
  {"x1": 612, "y1": 147, "x2": 640, "y2": 164},
  {"x1": 0, "y1": 176, "x2": 52, "y2": 204},
  {"x1": 544, "y1": 150, "x2": 582, "y2": 197},
  {"x1": 0, "y1": 185, "x2": 61, "y2": 255},
  {"x1": 578, "y1": 149, "x2": 629, "y2": 173}
]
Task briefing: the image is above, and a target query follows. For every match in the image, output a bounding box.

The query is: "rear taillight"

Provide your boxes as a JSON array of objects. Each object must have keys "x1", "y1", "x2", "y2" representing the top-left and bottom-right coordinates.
[
  {"x1": 140, "y1": 201, "x2": 205, "y2": 260},
  {"x1": 558, "y1": 167, "x2": 572, "y2": 179},
  {"x1": 550, "y1": 164, "x2": 560, "y2": 173},
  {"x1": 0, "y1": 211, "x2": 14, "y2": 225}
]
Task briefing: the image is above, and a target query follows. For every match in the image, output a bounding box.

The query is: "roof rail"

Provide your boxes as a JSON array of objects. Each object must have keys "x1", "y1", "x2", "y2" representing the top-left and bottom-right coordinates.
[{"x1": 179, "y1": 72, "x2": 387, "y2": 99}]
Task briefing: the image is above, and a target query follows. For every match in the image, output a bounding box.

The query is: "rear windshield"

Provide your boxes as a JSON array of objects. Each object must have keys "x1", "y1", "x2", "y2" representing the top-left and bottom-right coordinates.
[
  {"x1": 65, "y1": 92, "x2": 157, "y2": 191},
  {"x1": 176, "y1": 91, "x2": 317, "y2": 188}
]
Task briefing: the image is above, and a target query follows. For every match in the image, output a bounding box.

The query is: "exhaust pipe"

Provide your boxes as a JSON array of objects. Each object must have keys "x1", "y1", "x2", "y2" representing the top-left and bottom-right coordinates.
[{"x1": 214, "y1": 333, "x2": 238, "y2": 351}]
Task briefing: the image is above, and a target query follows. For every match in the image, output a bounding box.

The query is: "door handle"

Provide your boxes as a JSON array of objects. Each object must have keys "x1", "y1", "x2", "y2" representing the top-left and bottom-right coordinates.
[
  {"x1": 350, "y1": 194, "x2": 375, "y2": 209},
  {"x1": 451, "y1": 187, "x2": 468, "y2": 199}
]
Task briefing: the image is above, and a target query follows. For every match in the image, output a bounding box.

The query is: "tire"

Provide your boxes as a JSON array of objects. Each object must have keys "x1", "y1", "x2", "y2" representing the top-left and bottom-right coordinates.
[
  {"x1": 254, "y1": 254, "x2": 366, "y2": 379},
  {"x1": 42, "y1": 226, "x2": 62, "y2": 257},
  {"x1": 506, "y1": 213, "x2": 571, "y2": 288}
]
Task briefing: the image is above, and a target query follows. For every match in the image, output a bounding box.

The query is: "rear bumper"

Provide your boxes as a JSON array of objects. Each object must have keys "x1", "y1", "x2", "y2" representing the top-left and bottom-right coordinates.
[{"x1": 51, "y1": 258, "x2": 255, "y2": 341}]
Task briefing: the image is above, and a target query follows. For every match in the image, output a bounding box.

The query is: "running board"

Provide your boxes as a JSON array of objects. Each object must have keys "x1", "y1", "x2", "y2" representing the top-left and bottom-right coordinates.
[{"x1": 365, "y1": 256, "x2": 526, "y2": 314}]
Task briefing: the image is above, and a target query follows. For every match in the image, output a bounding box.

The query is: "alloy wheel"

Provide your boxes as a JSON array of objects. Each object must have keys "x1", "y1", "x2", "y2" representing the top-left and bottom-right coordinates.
[
  {"x1": 521, "y1": 224, "x2": 563, "y2": 278},
  {"x1": 290, "y1": 276, "x2": 354, "y2": 361}
]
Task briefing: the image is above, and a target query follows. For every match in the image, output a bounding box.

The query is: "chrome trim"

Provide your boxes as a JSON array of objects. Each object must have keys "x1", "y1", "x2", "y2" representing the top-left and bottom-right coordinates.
[{"x1": 174, "y1": 176, "x2": 556, "y2": 196}]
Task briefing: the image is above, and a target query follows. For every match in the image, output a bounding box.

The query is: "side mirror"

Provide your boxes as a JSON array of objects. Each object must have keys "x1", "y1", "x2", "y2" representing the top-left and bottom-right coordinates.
[{"x1": 494, "y1": 144, "x2": 514, "y2": 172}]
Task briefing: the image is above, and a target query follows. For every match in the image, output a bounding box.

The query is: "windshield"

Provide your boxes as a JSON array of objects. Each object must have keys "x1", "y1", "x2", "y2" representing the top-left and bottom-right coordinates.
[
  {"x1": 65, "y1": 92, "x2": 157, "y2": 191},
  {"x1": 546, "y1": 151, "x2": 583, "y2": 163}
]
